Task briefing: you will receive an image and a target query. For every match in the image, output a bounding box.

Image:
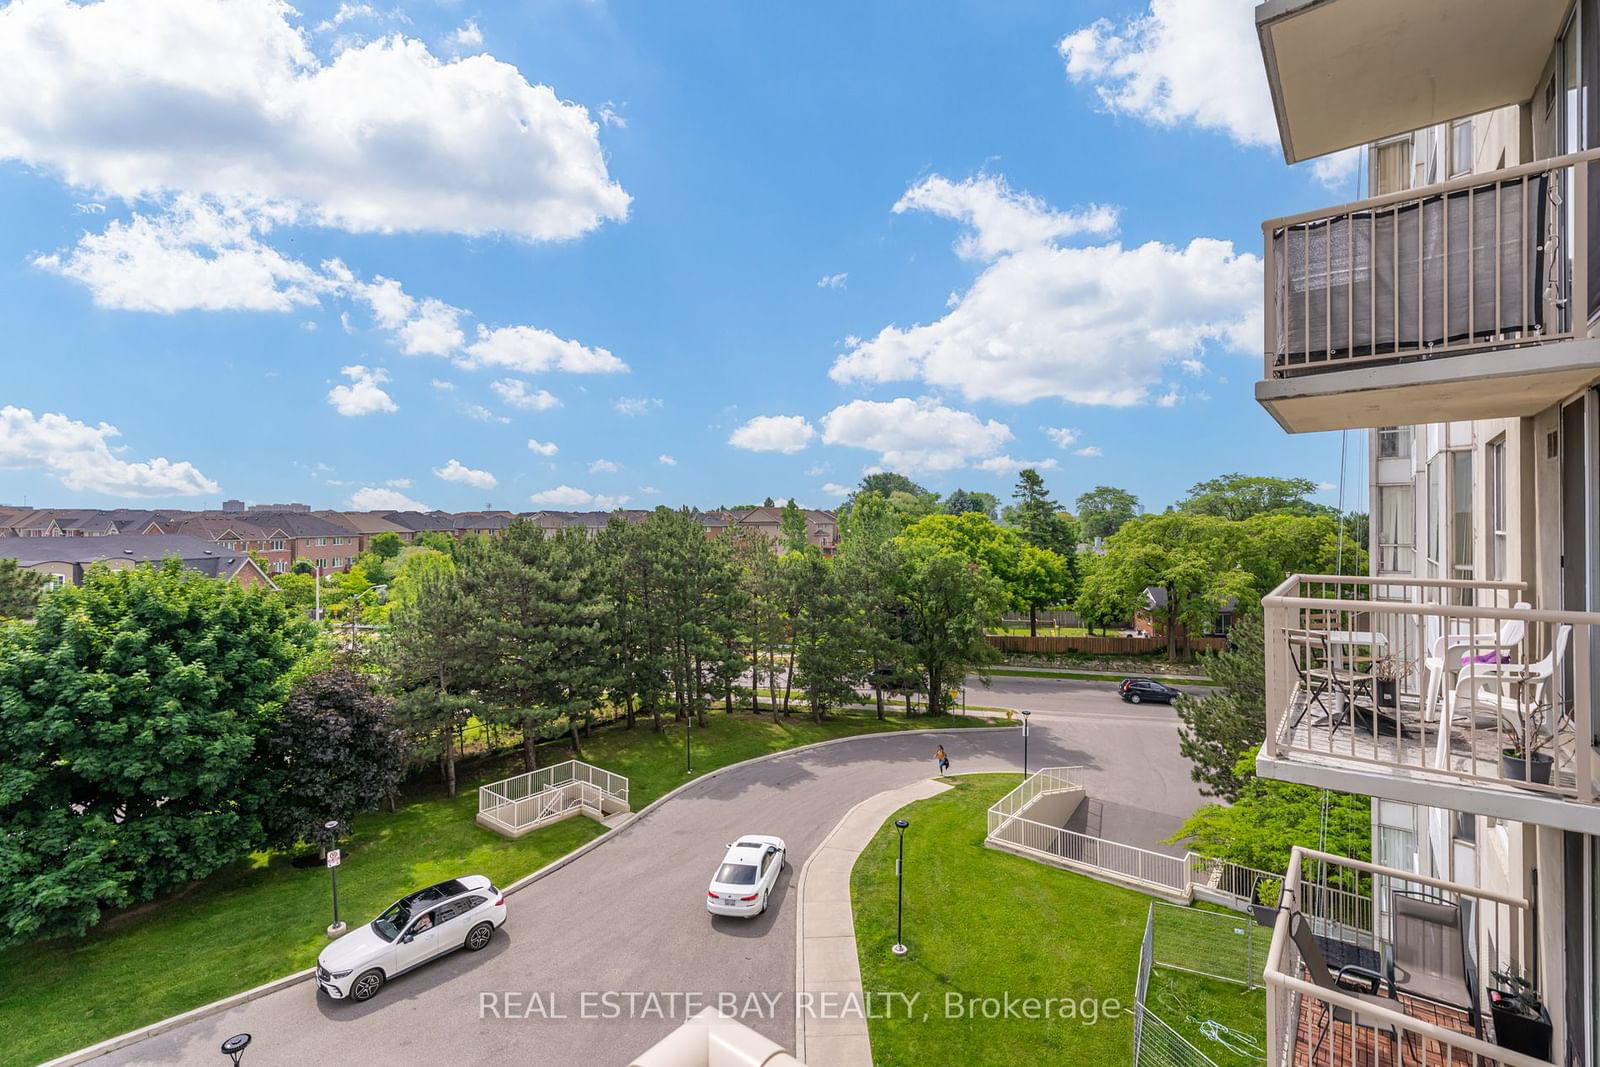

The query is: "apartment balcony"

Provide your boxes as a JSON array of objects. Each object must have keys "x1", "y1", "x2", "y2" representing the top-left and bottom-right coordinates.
[
  {"x1": 1256, "y1": 152, "x2": 1600, "y2": 433},
  {"x1": 1256, "y1": 0, "x2": 1570, "y2": 164},
  {"x1": 1260, "y1": 575, "x2": 1600, "y2": 835},
  {"x1": 1265, "y1": 846, "x2": 1544, "y2": 1067}
]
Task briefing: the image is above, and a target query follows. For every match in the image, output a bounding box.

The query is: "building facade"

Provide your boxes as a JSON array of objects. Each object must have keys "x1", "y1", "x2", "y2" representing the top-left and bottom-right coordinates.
[{"x1": 1255, "y1": 1, "x2": 1599, "y2": 1063}]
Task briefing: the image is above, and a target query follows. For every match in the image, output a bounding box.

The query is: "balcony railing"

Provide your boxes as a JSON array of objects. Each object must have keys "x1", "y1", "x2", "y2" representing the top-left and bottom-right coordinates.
[
  {"x1": 1262, "y1": 575, "x2": 1599, "y2": 812},
  {"x1": 1265, "y1": 846, "x2": 1540, "y2": 1067},
  {"x1": 1264, "y1": 149, "x2": 1599, "y2": 379}
]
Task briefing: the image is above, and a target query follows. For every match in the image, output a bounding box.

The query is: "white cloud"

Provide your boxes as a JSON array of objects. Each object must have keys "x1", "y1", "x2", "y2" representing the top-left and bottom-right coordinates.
[
  {"x1": 614, "y1": 396, "x2": 662, "y2": 416},
  {"x1": 728, "y1": 415, "x2": 816, "y2": 454},
  {"x1": 433, "y1": 458, "x2": 497, "y2": 489},
  {"x1": 491, "y1": 379, "x2": 560, "y2": 411},
  {"x1": 820, "y1": 398, "x2": 1012, "y2": 473},
  {"x1": 349, "y1": 486, "x2": 428, "y2": 510},
  {"x1": 974, "y1": 455, "x2": 1059, "y2": 474},
  {"x1": 450, "y1": 19, "x2": 483, "y2": 48},
  {"x1": 528, "y1": 485, "x2": 628, "y2": 509},
  {"x1": 1045, "y1": 427, "x2": 1080, "y2": 448},
  {"x1": 598, "y1": 101, "x2": 626, "y2": 129},
  {"x1": 817, "y1": 272, "x2": 848, "y2": 289},
  {"x1": 1073, "y1": 446, "x2": 1103, "y2": 457},
  {"x1": 658, "y1": 454, "x2": 676, "y2": 466},
  {"x1": 0, "y1": 0, "x2": 629, "y2": 240},
  {"x1": 831, "y1": 174, "x2": 1260, "y2": 407},
  {"x1": 327, "y1": 364, "x2": 398, "y2": 416},
  {"x1": 461, "y1": 324, "x2": 627, "y2": 374},
  {"x1": 1315, "y1": 480, "x2": 1339, "y2": 493},
  {"x1": 431, "y1": 378, "x2": 456, "y2": 391},
  {"x1": 0, "y1": 405, "x2": 219, "y2": 497},
  {"x1": 527, "y1": 438, "x2": 559, "y2": 456},
  {"x1": 33, "y1": 197, "x2": 333, "y2": 312},
  {"x1": 820, "y1": 482, "x2": 851, "y2": 498},
  {"x1": 463, "y1": 403, "x2": 509, "y2": 424},
  {"x1": 639, "y1": 484, "x2": 660, "y2": 495},
  {"x1": 1155, "y1": 390, "x2": 1181, "y2": 407},
  {"x1": 1059, "y1": 1, "x2": 1358, "y2": 189},
  {"x1": 352, "y1": 275, "x2": 465, "y2": 356},
  {"x1": 385, "y1": 477, "x2": 412, "y2": 488},
  {"x1": 894, "y1": 174, "x2": 1117, "y2": 260},
  {"x1": 589, "y1": 458, "x2": 619, "y2": 473}
]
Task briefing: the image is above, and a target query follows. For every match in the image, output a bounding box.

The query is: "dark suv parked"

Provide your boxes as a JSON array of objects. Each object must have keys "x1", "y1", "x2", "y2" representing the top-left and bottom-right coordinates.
[{"x1": 1119, "y1": 678, "x2": 1182, "y2": 705}]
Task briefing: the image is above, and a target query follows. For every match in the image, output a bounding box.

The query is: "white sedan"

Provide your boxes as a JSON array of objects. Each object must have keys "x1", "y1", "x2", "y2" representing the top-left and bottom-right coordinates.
[
  {"x1": 316, "y1": 875, "x2": 506, "y2": 1002},
  {"x1": 706, "y1": 835, "x2": 787, "y2": 917}
]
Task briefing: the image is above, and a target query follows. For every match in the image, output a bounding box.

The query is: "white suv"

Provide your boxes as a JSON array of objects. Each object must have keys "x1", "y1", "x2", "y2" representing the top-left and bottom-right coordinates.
[{"x1": 316, "y1": 875, "x2": 507, "y2": 1002}]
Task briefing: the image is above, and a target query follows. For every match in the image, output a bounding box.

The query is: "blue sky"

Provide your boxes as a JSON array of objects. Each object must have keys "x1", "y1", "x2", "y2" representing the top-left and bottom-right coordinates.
[{"x1": 0, "y1": 0, "x2": 1369, "y2": 516}]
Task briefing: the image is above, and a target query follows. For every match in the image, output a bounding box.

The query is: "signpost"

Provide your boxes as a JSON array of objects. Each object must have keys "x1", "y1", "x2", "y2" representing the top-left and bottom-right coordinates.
[{"x1": 325, "y1": 820, "x2": 346, "y2": 938}]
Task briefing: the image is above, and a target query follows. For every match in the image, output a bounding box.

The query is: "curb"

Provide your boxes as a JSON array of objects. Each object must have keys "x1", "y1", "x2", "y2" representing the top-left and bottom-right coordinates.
[{"x1": 50, "y1": 725, "x2": 1018, "y2": 1065}]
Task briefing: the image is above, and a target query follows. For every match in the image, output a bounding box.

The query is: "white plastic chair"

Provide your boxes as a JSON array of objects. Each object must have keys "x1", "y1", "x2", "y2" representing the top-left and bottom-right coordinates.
[
  {"x1": 1420, "y1": 603, "x2": 1531, "y2": 722},
  {"x1": 1436, "y1": 624, "x2": 1571, "y2": 773}
]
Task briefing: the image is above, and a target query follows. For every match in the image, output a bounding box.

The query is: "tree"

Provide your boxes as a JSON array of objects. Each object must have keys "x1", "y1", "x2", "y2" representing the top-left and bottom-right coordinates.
[
  {"x1": 370, "y1": 532, "x2": 403, "y2": 559},
  {"x1": 1174, "y1": 606, "x2": 1266, "y2": 801},
  {"x1": 857, "y1": 472, "x2": 928, "y2": 499},
  {"x1": 1005, "y1": 469, "x2": 1079, "y2": 633},
  {"x1": 0, "y1": 560, "x2": 310, "y2": 945},
  {"x1": 779, "y1": 498, "x2": 809, "y2": 553},
  {"x1": 271, "y1": 571, "x2": 317, "y2": 617},
  {"x1": 893, "y1": 538, "x2": 1006, "y2": 716},
  {"x1": 1075, "y1": 486, "x2": 1140, "y2": 540},
  {"x1": 836, "y1": 492, "x2": 913, "y2": 719},
  {"x1": 386, "y1": 547, "x2": 455, "y2": 613},
  {"x1": 0, "y1": 558, "x2": 49, "y2": 619},
  {"x1": 902, "y1": 512, "x2": 1073, "y2": 638},
  {"x1": 387, "y1": 566, "x2": 475, "y2": 796},
  {"x1": 1178, "y1": 473, "x2": 1332, "y2": 521},
  {"x1": 262, "y1": 667, "x2": 405, "y2": 848},
  {"x1": 943, "y1": 489, "x2": 1000, "y2": 520},
  {"x1": 785, "y1": 549, "x2": 862, "y2": 723}
]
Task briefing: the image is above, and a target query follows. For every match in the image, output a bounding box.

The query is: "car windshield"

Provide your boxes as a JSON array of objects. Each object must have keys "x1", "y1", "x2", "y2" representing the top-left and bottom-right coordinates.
[
  {"x1": 371, "y1": 899, "x2": 412, "y2": 942},
  {"x1": 714, "y1": 862, "x2": 758, "y2": 886}
]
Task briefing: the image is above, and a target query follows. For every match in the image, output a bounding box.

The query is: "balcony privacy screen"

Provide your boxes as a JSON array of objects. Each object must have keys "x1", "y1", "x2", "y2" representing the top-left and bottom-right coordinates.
[{"x1": 1273, "y1": 174, "x2": 1551, "y2": 368}]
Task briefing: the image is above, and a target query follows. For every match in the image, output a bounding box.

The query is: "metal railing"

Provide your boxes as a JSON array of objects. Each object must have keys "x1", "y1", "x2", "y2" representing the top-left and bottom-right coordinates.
[
  {"x1": 987, "y1": 765, "x2": 1083, "y2": 826},
  {"x1": 1265, "y1": 846, "x2": 1537, "y2": 1067},
  {"x1": 1263, "y1": 147, "x2": 1599, "y2": 378},
  {"x1": 1262, "y1": 573, "x2": 1598, "y2": 805},
  {"x1": 478, "y1": 760, "x2": 630, "y2": 834}
]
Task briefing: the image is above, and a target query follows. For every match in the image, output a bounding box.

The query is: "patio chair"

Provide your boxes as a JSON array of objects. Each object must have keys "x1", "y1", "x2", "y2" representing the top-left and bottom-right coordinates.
[
  {"x1": 1289, "y1": 911, "x2": 1404, "y2": 1063},
  {"x1": 1439, "y1": 624, "x2": 1572, "y2": 773},
  {"x1": 1421, "y1": 603, "x2": 1532, "y2": 722},
  {"x1": 1286, "y1": 630, "x2": 1377, "y2": 735},
  {"x1": 1386, "y1": 891, "x2": 1479, "y2": 1038}
]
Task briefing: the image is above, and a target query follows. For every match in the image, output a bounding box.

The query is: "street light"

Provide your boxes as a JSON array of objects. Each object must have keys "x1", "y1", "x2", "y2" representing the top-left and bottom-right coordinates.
[
  {"x1": 324, "y1": 819, "x2": 345, "y2": 938},
  {"x1": 891, "y1": 819, "x2": 909, "y2": 957},
  {"x1": 349, "y1": 584, "x2": 388, "y2": 650},
  {"x1": 220, "y1": 1034, "x2": 251, "y2": 1066},
  {"x1": 1020, "y1": 709, "x2": 1032, "y2": 778}
]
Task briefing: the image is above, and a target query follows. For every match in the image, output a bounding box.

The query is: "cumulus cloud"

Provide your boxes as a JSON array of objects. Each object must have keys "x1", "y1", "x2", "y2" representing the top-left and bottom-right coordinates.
[
  {"x1": 820, "y1": 482, "x2": 852, "y2": 498},
  {"x1": 1059, "y1": 0, "x2": 1358, "y2": 188},
  {"x1": 1045, "y1": 427, "x2": 1080, "y2": 448},
  {"x1": 598, "y1": 101, "x2": 626, "y2": 128},
  {"x1": 1074, "y1": 446, "x2": 1103, "y2": 457},
  {"x1": 729, "y1": 415, "x2": 816, "y2": 454},
  {"x1": 0, "y1": 0, "x2": 629, "y2": 240},
  {"x1": 613, "y1": 396, "x2": 662, "y2": 416},
  {"x1": 349, "y1": 486, "x2": 428, "y2": 510},
  {"x1": 434, "y1": 458, "x2": 497, "y2": 489},
  {"x1": 820, "y1": 398, "x2": 1012, "y2": 473},
  {"x1": 830, "y1": 173, "x2": 1260, "y2": 407},
  {"x1": 463, "y1": 403, "x2": 509, "y2": 424},
  {"x1": 461, "y1": 324, "x2": 627, "y2": 375},
  {"x1": 974, "y1": 456, "x2": 1059, "y2": 474},
  {"x1": 0, "y1": 404, "x2": 219, "y2": 496},
  {"x1": 385, "y1": 477, "x2": 412, "y2": 488},
  {"x1": 529, "y1": 485, "x2": 629, "y2": 509},
  {"x1": 817, "y1": 272, "x2": 848, "y2": 289},
  {"x1": 491, "y1": 379, "x2": 559, "y2": 411},
  {"x1": 327, "y1": 364, "x2": 398, "y2": 416},
  {"x1": 350, "y1": 275, "x2": 465, "y2": 356},
  {"x1": 527, "y1": 438, "x2": 559, "y2": 456},
  {"x1": 894, "y1": 174, "x2": 1117, "y2": 260},
  {"x1": 639, "y1": 485, "x2": 660, "y2": 495},
  {"x1": 450, "y1": 19, "x2": 483, "y2": 48},
  {"x1": 431, "y1": 378, "x2": 456, "y2": 391},
  {"x1": 589, "y1": 458, "x2": 619, "y2": 473},
  {"x1": 658, "y1": 454, "x2": 676, "y2": 466}
]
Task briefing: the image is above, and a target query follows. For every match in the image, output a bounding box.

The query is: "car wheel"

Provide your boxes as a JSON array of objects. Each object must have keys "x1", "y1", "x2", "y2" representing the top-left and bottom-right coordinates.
[
  {"x1": 465, "y1": 921, "x2": 495, "y2": 951},
  {"x1": 1129, "y1": 693, "x2": 1142, "y2": 704},
  {"x1": 760, "y1": 891, "x2": 769, "y2": 915},
  {"x1": 351, "y1": 969, "x2": 384, "y2": 1002}
]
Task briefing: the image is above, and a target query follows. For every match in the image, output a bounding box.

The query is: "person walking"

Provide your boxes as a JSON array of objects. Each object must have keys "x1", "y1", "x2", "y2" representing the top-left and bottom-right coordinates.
[{"x1": 935, "y1": 744, "x2": 950, "y2": 776}]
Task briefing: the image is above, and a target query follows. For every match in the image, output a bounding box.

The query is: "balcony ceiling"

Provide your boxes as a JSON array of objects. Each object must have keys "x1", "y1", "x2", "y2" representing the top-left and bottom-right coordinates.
[{"x1": 1257, "y1": 0, "x2": 1570, "y2": 164}]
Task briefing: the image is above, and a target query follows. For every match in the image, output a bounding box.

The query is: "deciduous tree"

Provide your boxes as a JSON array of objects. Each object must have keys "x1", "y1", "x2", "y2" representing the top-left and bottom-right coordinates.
[
  {"x1": 1075, "y1": 485, "x2": 1140, "y2": 540},
  {"x1": 0, "y1": 558, "x2": 50, "y2": 619}
]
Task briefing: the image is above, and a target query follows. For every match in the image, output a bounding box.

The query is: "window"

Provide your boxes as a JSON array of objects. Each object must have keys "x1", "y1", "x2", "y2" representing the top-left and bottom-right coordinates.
[
  {"x1": 1451, "y1": 451, "x2": 1474, "y2": 582},
  {"x1": 316, "y1": 537, "x2": 327, "y2": 546},
  {"x1": 1426, "y1": 457, "x2": 1445, "y2": 578},
  {"x1": 269, "y1": 539, "x2": 286, "y2": 551},
  {"x1": 1487, "y1": 436, "x2": 1508, "y2": 580},
  {"x1": 1372, "y1": 137, "x2": 1413, "y2": 195},
  {"x1": 1377, "y1": 427, "x2": 1411, "y2": 460},
  {"x1": 1376, "y1": 485, "x2": 1415, "y2": 574},
  {"x1": 714, "y1": 863, "x2": 758, "y2": 886},
  {"x1": 1448, "y1": 119, "x2": 1472, "y2": 177}
]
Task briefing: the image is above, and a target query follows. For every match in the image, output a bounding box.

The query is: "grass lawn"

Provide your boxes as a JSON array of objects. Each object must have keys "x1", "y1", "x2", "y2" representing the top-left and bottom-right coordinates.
[
  {"x1": 1143, "y1": 968, "x2": 1266, "y2": 1067},
  {"x1": 985, "y1": 667, "x2": 1220, "y2": 686},
  {"x1": 987, "y1": 625, "x2": 1090, "y2": 637},
  {"x1": 852, "y1": 774, "x2": 1152, "y2": 1065},
  {"x1": 0, "y1": 708, "x2": 998, "y2": 1066}
]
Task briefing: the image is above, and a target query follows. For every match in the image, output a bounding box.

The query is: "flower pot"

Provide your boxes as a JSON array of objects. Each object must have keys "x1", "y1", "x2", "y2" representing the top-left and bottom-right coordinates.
[
  {"x1": 1488, "y1": 990, "x2": 1552, "y2": 1060},
  {"x1": 1375, "y1": 679, "x2": 1399, "y2": 709},
  {"x1": 1501, "y1": 749, "x2": 1554, "y2": 786}
]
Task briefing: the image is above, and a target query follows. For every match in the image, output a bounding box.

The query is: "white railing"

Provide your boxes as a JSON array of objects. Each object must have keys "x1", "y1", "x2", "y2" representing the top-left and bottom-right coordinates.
[
  {"x1": 1263, "y1": 147, "x2": 1597, "y2": 378},
  {"x1": 478, "y1": 760, "x2": 629, "y2": 834},
  {"x1": 1263, "y1": 573, "x2": 1599, "y2": 805},
  {"x1": 987, "y1": 765, "x2": 1082, "y2": 827},
  {"x1": 991, "y1": 815, "x2": 1192, "y2": 893},
  {"x1": 1265, "y1": 847, "x2": 1538, "y2": 1067}
]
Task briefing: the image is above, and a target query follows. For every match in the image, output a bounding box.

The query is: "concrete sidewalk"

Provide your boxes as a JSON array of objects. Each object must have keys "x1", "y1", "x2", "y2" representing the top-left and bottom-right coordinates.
[{"x1": 792, "y1": 777, "x2": 951, "y2": 1067}]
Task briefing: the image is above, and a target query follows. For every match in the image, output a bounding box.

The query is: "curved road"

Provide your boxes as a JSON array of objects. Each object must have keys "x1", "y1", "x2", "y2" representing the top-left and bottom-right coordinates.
[{"x1": 103, "y1": 682, "x2": 1204, "y2": 1066}]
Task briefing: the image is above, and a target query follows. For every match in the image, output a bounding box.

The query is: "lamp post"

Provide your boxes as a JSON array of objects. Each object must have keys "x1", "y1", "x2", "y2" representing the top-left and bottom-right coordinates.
[
  {"x1": 324, "y1": 819, "x2": 345, "y2": 938},
  {"x1": 1020, "y1": 709, "x2": 1032, "y2": 777},
  {"x1": 220, "y1": 1034, "x2": 251, "y2": 1066},
  {"x1": 685, "y1": 712, "x2": 693, "y2": 775},
  {"x1": 891, "y1": 819, "x2": 909, "y2": 957},
  {"x1": 349, "y1": 584, "x2": 388, "y2": 651}
]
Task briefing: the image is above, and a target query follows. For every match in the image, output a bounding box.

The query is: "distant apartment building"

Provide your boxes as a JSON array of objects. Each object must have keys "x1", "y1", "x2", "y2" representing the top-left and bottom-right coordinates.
[{"x1": 1254, "y1": 1, "x2": 1598, "y2": 1062}]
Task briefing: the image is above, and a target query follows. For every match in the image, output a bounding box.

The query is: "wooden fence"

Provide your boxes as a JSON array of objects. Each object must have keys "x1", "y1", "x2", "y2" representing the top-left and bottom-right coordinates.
[{"x1": 987, "y1": 634, "x2": 1228, "y2": 656}]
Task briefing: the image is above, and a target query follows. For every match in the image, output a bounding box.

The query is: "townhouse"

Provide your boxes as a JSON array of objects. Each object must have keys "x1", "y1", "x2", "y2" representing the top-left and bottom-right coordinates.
[
  {"x1": 1252, "y1": 1, "x2": 1599, "y2": 1062},
  {"x1": 4, "y1": 534, "x2": 274, "y2": 589}
]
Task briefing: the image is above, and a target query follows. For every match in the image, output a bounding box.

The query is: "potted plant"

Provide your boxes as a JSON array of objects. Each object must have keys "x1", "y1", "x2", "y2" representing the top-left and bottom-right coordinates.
[
  {"x1": 1371, "y1": 654, "x2": 1412, "y2": 710},
  {"x1": 1498, "y1": 701, "x2": 1555, "y2": 786},
  {"x1": 1488, "y1": 969, "x2": 1552, "y2": 1059}
]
